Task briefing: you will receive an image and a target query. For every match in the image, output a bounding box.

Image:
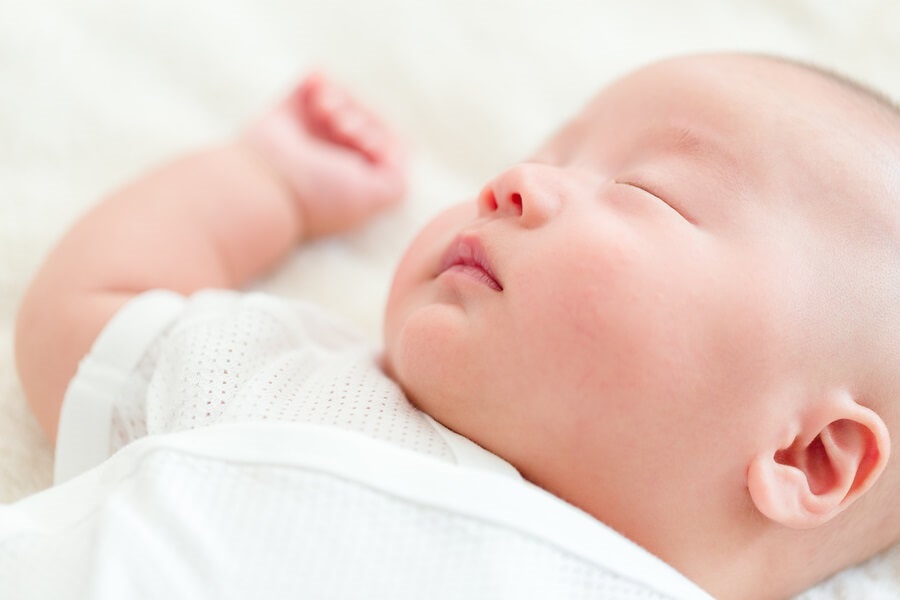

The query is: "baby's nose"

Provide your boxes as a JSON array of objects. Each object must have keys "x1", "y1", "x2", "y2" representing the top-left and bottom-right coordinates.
[{"x1": 477, "y1": 163, "x2": 563, "y2": 227}]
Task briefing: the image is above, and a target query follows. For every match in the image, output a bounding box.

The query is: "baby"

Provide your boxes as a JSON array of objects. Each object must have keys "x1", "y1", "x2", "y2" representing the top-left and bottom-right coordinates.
[{"x1": 14, "y1": 53, "x2": 900, "y2": 599}]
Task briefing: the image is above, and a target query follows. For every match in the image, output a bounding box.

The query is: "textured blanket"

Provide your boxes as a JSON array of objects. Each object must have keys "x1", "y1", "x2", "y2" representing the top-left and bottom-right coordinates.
[{"x1": 1, "y1": 1, "x2": 897, "y2": 596}]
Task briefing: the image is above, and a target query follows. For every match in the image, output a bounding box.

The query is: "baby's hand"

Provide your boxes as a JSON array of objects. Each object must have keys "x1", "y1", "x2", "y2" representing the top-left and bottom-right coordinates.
[{"x1": 242, "y1": 73, "x2": 407, "y2": 238}]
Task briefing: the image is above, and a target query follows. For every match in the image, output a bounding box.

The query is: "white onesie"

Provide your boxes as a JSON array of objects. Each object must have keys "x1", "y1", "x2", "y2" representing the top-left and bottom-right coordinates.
[{"x1": 55, "y1": 289, "x2": 516, "y2": 482}]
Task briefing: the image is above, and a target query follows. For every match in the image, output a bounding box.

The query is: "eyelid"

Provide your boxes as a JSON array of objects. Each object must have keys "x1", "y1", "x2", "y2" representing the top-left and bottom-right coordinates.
[{"x1": 615, "y1": 179, "x2": 696, "y2": 226}]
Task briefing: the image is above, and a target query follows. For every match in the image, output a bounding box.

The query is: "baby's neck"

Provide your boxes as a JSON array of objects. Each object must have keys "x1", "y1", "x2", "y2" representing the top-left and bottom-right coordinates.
[{"x1": 670, "y1": 512, "x2": 884, "y2": 600}]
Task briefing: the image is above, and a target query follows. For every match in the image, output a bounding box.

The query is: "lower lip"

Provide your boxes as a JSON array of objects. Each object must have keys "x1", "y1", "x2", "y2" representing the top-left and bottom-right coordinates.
[{"x1": 441, "y1": 264, "x2": 503, "y2": 291}]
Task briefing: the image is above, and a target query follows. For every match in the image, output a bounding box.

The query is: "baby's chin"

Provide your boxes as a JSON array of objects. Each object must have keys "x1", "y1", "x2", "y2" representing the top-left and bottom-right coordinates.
[{"x1": 378, "y1": 316, "x2": 444, "y2": 416}]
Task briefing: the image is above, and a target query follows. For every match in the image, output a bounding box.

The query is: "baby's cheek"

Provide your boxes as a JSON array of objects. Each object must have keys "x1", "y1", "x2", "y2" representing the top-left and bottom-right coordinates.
[
  {"x1": 523, "y1": 240, "x2": 659, "y2": 385},
  {"x1": 543, "y1": 243, "x2": 636, "y2": 335}
]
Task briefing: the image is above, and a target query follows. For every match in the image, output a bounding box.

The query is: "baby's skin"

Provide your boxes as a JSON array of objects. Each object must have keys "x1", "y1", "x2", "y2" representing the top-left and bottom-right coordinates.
[{"x1": 16, "y1": 54, "x2": 900, "y2": 599}]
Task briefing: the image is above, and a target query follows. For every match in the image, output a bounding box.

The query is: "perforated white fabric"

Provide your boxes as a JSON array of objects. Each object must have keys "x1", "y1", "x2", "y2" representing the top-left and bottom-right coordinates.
[{"x1": 106, "y1": 290, "x2": 456, "y2": 461}]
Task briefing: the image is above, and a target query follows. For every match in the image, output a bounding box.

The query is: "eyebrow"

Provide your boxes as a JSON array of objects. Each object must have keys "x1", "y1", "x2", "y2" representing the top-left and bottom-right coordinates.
[
  {"x1": 642, "y1": 124, "x2": 741, "y2": 179},
  {"x1": 656, "y1": 125, "x2": 724, "y2": 159}
]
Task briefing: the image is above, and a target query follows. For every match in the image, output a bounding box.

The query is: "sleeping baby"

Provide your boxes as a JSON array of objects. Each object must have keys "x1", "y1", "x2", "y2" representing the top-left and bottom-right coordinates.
[{"x1": 11, "y1": 53, "x2": 900, "y2": 599}]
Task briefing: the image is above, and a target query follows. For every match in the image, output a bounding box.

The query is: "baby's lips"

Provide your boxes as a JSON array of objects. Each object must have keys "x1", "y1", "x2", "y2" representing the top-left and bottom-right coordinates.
[{"x1": 438, "y1": 234, "x2": 503, "y2": 291}]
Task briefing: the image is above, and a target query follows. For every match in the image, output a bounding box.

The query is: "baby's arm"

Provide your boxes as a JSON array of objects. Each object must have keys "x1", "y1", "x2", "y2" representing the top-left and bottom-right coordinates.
[{"x1": 15, "y1": 73, "x2": 406, "y2": 442}]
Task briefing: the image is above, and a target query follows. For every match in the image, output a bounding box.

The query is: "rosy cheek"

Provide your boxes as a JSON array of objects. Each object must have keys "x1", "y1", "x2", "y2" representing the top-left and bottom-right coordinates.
[{"x1": 525, "y1": 230, "x2": 653, "y2": 366}]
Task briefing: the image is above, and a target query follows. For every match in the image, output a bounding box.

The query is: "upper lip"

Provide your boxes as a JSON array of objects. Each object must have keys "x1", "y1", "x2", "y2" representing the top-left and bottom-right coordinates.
[{"x1": 438, "y1": 234, "x2": 503, "y2": 291}]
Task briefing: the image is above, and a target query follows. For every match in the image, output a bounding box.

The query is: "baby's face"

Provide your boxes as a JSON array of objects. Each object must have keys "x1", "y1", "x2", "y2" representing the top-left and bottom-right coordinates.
[{"x1": 383, "y1": 55, "x2": 893, "y2": 533}]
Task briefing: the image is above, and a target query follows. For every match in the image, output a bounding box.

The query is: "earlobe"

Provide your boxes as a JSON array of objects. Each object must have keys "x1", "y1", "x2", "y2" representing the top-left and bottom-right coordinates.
[{"x1": 747, "y1": 396, "x2": 890, "y2": 529}]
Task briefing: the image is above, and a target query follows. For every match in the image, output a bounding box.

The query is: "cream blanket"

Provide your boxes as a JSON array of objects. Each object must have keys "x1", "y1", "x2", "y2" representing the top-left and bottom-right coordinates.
[{"x1": 1, "y1": 0, "x2": 898, "y2": 596}]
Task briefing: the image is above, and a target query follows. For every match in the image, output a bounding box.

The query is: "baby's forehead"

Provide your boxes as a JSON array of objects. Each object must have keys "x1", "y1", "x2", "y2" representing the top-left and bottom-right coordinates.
[
  {"x1": 594, "y1": 55, "x2": 897, "y2": 147},
  {"x1": 536, "y1": 60, "x2": 770, "y2": 196},
  {"x1": 544, "y1": 55, "x2": 896, "y2": 195}
]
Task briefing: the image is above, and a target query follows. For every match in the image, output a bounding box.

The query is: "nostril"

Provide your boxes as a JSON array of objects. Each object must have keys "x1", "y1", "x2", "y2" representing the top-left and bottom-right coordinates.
[
  {"x1": 510, "y1": 193, "x2": 522, "y2": 212},
  {"x1": 483, "y1": 189, "x2": 498, "y2": 212}
]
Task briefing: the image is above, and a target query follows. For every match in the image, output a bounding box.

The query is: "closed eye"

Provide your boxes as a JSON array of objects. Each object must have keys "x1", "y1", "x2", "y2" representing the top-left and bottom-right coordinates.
[{"x1": 615, "y1": 180, "x2": 696, "y2": 226}]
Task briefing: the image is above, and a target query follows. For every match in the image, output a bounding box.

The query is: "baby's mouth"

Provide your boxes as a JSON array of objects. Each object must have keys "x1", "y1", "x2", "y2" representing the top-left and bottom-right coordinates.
[{"x1": 438, "y1": 235, "x2": 503, "y2": 291}]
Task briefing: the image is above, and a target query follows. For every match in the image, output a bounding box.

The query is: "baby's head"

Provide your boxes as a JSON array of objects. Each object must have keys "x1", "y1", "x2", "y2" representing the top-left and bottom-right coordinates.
[{"x1": 383, "y1": 53, "x2": 900, "y2": 598}]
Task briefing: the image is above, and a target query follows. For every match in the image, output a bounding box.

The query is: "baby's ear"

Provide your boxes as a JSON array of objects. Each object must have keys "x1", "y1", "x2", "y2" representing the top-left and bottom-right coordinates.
[{"x1": 746, "y1": 390, "x2": 890, "y2": 529}]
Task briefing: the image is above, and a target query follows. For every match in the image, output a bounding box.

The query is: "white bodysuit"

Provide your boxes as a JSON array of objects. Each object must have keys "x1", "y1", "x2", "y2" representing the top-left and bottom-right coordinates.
[{"x1": 55, "y1": 289, "x2": 517, "y2": 482}]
